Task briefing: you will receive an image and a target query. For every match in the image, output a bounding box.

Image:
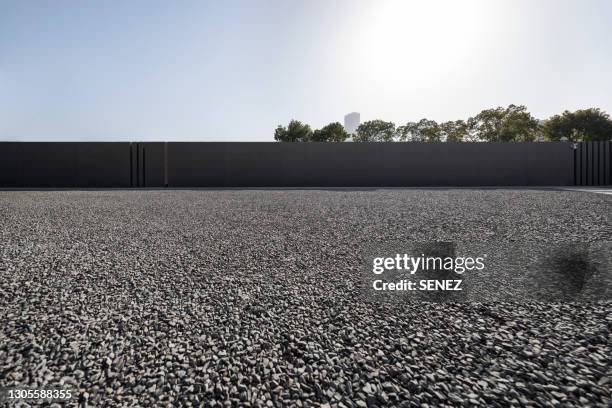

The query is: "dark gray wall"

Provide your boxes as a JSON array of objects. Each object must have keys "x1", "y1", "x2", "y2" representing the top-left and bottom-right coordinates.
[
  {"x1": 141, "y1": 142, "x2": 166, "y2": 187},
  {"x1": 1, "y1": 141, "x2": 582, "y2": 188},
  {"x1": 574, "y1": 141, "x2": 612, "y2": 186},
  {"x1": 75, "y1": 143, "x2": 131, "y2": 187},
  {"x1": 0, "y1": 142, "x2": 131, "y2": 187},
  {"x1": 167, "y1": 142, "x2": 575, "y2": 187},
  {"x1": 0, "y1": 142, "x2": 25, "y2": 188}
]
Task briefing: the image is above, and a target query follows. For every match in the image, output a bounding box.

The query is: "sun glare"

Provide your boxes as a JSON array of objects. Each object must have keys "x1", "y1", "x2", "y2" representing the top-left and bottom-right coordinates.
[{"x1": 353, "y1": 0, "x2": 489, "y2": 90}]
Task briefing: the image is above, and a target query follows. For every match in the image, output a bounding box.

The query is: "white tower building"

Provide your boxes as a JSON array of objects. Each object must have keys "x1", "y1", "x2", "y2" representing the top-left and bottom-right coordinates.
[{"x1": 344, "y1": 112, "x2": 360, "y2": 135}]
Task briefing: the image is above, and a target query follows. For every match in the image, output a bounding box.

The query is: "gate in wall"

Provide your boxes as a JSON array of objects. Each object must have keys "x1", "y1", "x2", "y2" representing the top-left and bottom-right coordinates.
[{"x1": 574, "y1": 141, "x2": 612, "y2": 186}]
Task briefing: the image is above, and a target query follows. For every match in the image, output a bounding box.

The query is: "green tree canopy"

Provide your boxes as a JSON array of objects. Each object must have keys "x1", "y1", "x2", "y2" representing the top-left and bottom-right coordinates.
[
  {"x1": 439, "y1": 120, "x2": 469, "y2": 142},
  {"x1": 542, "y1": 108, "x2": 612, "y2": 141},
  {"x1": 274, "y1": 120, "x2": 313, "y2": 142},
  {"x1": 353, "y1": 120, "x2": 396, "y2": 142},
  {"x1": 397, "y1": 119, "x2": 441, "y2": 142},
  {"x1": 311, "y1": 122, "x2": 349, "y2": 142},
  {"x1": 467, "y1": 105, "x2": 539, "y2": 142}
]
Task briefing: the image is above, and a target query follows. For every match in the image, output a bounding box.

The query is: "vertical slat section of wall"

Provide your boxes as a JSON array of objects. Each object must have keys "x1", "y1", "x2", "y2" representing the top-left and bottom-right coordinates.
[
  {"x1": 593, "y1": 142, "x2": 599, "y2": 186},
  {"x1": 607, "y1": 141, "x2": 611, "y2": 185},
  {"x1": 583, "y1": 142, "x2": 587, "y2": 185},
  {"x1": 599, "y1": 142, "x2": 607, "y2": 186},
  {"x1": 581, "y1": 142, "x2": 587, "y2": 185},
  {"x1": 598, "y1": 142, "x2": 603, "y2": 185},
  {"x1": 135, "y1": 142, "x2": 145, "y2": 188},
  {"x1": 128, "y1": 142, "x2": 145, "y2": 187},
  {"x1": 574, "y1": 143, "x2": 580, "y2": 185},
  {"x1": 587, "y1": 142, "x2": 592, "y2": 185},
  {"x1": 599, "y1": 141, "x2": 605, "y2": 185},
  {"x1": 581, "y1": 142, "x2": 585, "y2": 186},
  {"x1": 593, "y1": 141, "x2": 596, "y2": 185},
  {"x1": 129, "y1": 142, "x2": 133, "y2": 187},
  {"x1": 141, "y1": 144, "x2": 146, "y2": 188},
  {"x1": 576, "y1": 141, "x2": 612, "y2": 186},
  {"x1": 134, "y1": 143, "x2": 140, "y2": 187},
  {"x1": 139, "y1": 143, "x2": 165, "y2": 187},
  {"x1": 598, "y1": 141, "x2": 602, "y2": 185},
  {"x1": 592, "y1": 142, "x2": 597, "y2": 185},
  {"x1": 593, "y1": 142, "x2": 597, "y2": 185},
  {"x1": 164, "y1": 142, "x2": 169, "y2": 187}
]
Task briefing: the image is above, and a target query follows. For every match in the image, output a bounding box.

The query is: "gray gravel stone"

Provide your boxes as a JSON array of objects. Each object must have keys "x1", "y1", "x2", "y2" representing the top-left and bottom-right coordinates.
[{"x1": 0, "y1": 189, "x2": 610, "y2": 407}]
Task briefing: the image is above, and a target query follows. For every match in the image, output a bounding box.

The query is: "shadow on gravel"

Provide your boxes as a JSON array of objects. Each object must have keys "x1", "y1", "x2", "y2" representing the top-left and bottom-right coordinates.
[{"x1": 530, "y1": 244, "x2": 604, "y2": 301}]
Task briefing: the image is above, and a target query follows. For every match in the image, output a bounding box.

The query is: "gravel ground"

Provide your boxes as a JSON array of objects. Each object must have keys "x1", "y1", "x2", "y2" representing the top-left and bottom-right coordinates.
[{"x1": 0, "y1": 189, "x2": 610, "y2": 407}]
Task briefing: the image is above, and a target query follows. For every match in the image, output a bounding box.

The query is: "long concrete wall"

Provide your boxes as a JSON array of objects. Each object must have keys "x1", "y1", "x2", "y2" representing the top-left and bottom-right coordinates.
[
  {"x1": 0, "y1": 141, "x2": 585, "y2": 188},
  {"x1": 0, "y1": 142, "x2": 131, "y2": 187},
  {"x1": 166, "y1": 142, "x2": 575, "y2": 187}
]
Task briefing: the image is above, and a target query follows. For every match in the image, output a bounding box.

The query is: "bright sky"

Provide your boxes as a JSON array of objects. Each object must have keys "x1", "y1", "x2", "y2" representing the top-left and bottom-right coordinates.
[{"x1": 1, "y1": 0, "x2": 611, "y2": 141}]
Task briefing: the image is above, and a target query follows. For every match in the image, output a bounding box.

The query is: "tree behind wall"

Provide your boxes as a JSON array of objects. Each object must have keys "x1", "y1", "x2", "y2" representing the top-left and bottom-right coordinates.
[
  {"x1": 274, "y1": 120, "x2": 313, "y2": 142},
  {"x1": 311, "y1": 122, "x2": 349, "y2": 142},
  {"x1": 439, "y1": 120, "x2": 469, "y2": 142},
  {"x1": 542, "y1": 108, "x2": 612, "y2": 141},
  {"x1": 396, "y1": 119, "x2": 470, "y2": 142},
  {"x1": 397, "y1": 119, "x2": 441, "y2": 142},
  {"x1": 353, "y1": 120, "x2": 396, "y2": 142},
  {"x1": 467, "y1": 105, "x2": 539, "y2": 142}
]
